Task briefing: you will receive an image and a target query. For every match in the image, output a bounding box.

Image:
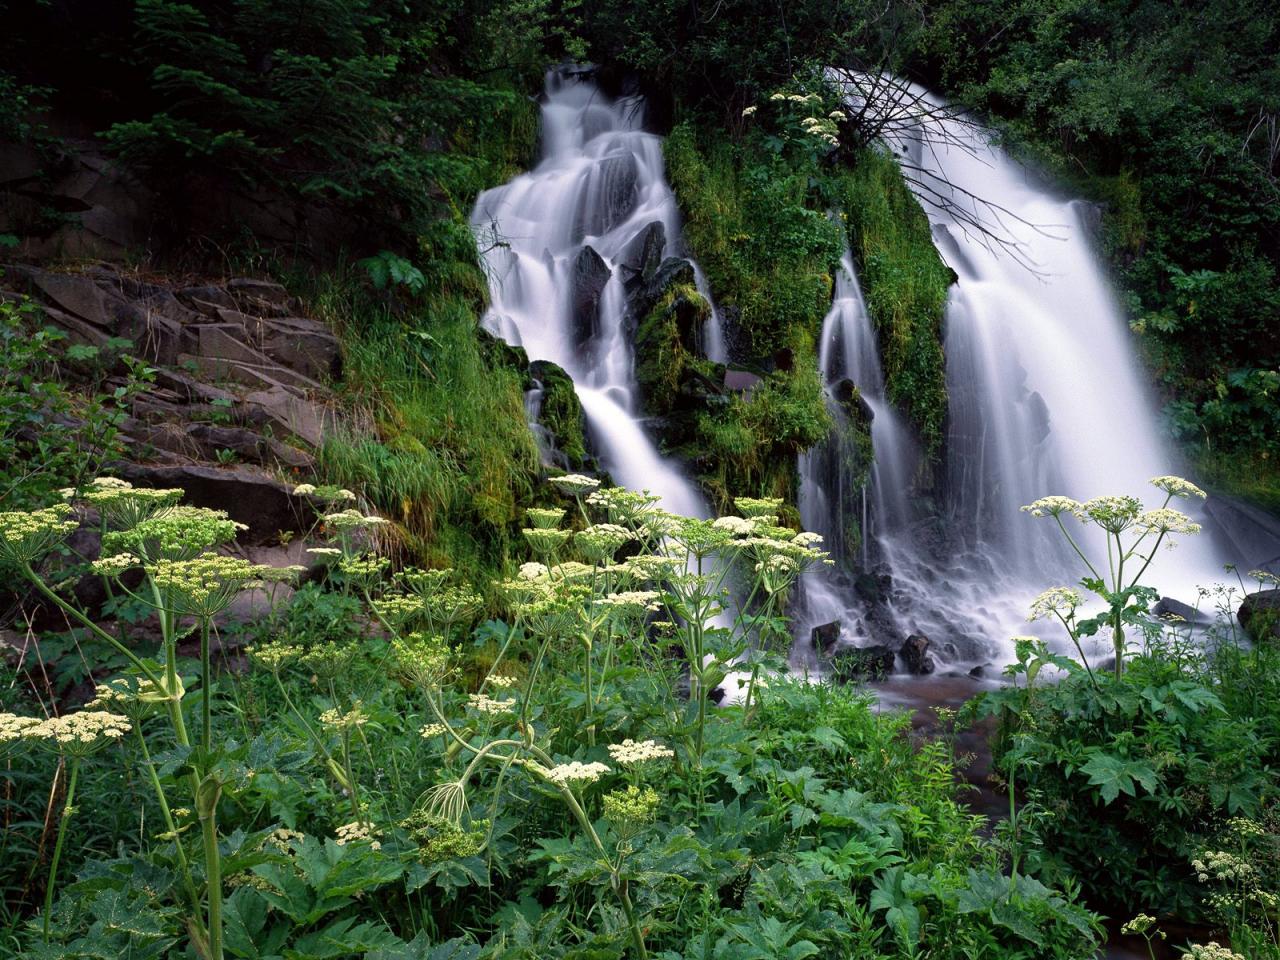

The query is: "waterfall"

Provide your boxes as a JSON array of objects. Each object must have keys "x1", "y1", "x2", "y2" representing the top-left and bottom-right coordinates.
[
  {"x1": 800, "y1": 77, "x2": 1231, "y2": 671},
  {"x1": 472, "y1": 68, "x2": 710, "y2": 518}
]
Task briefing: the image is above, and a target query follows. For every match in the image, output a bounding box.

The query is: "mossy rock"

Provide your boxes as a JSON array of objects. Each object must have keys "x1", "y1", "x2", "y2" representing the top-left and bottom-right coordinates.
[
  {"x1": 529, "y1": 359, "x2": 588, "y2": 468},
  {"x1": 1239, "y1": 589, "x2": 1280, "y2": 642}
]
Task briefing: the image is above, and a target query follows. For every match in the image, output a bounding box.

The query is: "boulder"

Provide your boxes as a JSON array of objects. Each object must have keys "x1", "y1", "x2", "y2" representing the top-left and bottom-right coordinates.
[
  {"x1": 186, "y1": 424, "x2": 313, "y2": 469},
  {"x1": 724, "y1": 369, "x2": 762, "y2": 394},
  {"x1": 828, "y1": 645, "x2": 895, "y2": 682},
  {"x1": 854, "y1": 571, "x2": 893, "y2": 606},
  {"x1": 254, "y1": 316, "x2": 341, "y2": 380},
  {"x1": 900, "y1": 634, "x2": 935, "y2": 675},
  {"x1": 177, "y1": 285, "x2": 237, "y2": 313},
  {"x1": 1239, "y1": 589, "x2": 1280, "y2": 642},
  {"x1": 1153, "y1": 596, "x2": 1210, "y2": 626},
  {"x1": 574, "y1": 152, "x2": 638, "y2": 238},
  {"x1": 228, "y1": 277, "x2": 289, "y2": 306},
  {"x1": 810, "y1": 620, "x2": 841, "y2": 654},
  {"x1": 618, "y1": 220, "x2": 666, "y2": 288},
  {"x1": 569, "y1": 245, "x2": 611, "y2": 348}
]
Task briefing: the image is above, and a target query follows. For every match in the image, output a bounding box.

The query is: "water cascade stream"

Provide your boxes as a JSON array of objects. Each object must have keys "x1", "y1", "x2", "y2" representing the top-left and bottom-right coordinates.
[
  {"x1": 472, "y1": 69, "x2": 714, "y2": 518},
  {"x1": 800, "y1": 79, "x2": 1232, "y2": 673}
]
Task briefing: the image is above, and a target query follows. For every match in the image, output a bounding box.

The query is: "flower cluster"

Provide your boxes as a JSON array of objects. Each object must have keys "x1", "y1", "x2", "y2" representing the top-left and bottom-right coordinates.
[
  {"x1": 1182, "y1": 944, "x2": 1246, "y2": 960},
  {"x1": 603, "y1": 785, "x2": 660, "y2": 830},
  {"x1": 334, "y1": 821, "x2": 381, "y2": 850},
  {"x1": 523, "y1": 526, "x2": 571, "y2": 555},
  {"x1": 545, "y1": 760, "x2": 611, "y2": 785},
  {"x1": 1029, "y1": 586, "x2": 1083, "y2": 621},
  {"x1": 607, "y1": 739, "x2": 674, "y2": 767},
  {"x1": 247, "y1": 641, "x2": 302, "y2": 671},
  {"x1": 397, "y1": 566, "x2": 452, "y2": 597},
  {"x1": 1079, "y1": 495, "x2": 1142, "y2": 533},
  {"x1": 0, "y1": 504, "x2": 80, "y2": 564},
  {"x1": 77, "y1": 478, "x2": 185, "y2": 529},
  {"x1": 576, "y1": 523, "x2": 633, "y2": 564},
  {"x1": 712, "y1": 516, "x2": 756, "y2": 536},
  {"x1": 586, "y1": 487, "x2": 661, "y2": 526},
  {"x1": 322, "y1": 509, "x2": 388, "y2": 533},
  {"x1": 90, "y1": 552, "x2": 140, "y2": 576},
  {"x1": 391, "y1": 633, "x2": 451, "y2": 685},
  {"x1": 319, "y1": 704, "x2": 369, "y2": 730},
  {"x1": 28, "y1": 710, "x2": 132, "y2": 757},
  {"x1": 371, "y1": 594, "x2": 427, "y2": 630},
  {"x1": 150, "y1": 555, "x2": 271, "y2": 617},
  {"x1": 1020, "y1": 496, "x2": 1083, "y2": 519},
  {"x1": 420, "y1": 722, "x2": 446, "y2": 738},
  {"x1": 1191, "y1": 850, "x2": 1254, "y2": 883},
  {"x1": 1149, "y1": 476, "x2": 1207, "y2": 500},
  {"x1": 734, "y1": 496, "x2": 783, "y2": 519},
  {"x1": 401, "y1": 809, "x2": 487, "y2": 862},
  {"x1": 467, "y1": 693, "x2": 515, "y2": 715},
  {"x1": 1136, "y1": 508, "x2": 1201, "y2": 536},
  {"x1": 549, "y1": 474, "x2": 600, "y2": 495},
  {"x1": 0, "y1": 713, "x2": 39, "y2": 755},
  {"x1": 337, "y1": 553, "x2": 389, "y2": 589},
  {"x1": 526, "y1": 507, "x2": 566, "y2": 529},
  {"x1": 1120, "y1": 914, "x2": 1163, "y2": 938},
  {"x1": 598, "y1": 591, "x2": 661, "y2": 618},
  {"x1": 107, "y1": 506, "x2": 246, "y2": 561}
]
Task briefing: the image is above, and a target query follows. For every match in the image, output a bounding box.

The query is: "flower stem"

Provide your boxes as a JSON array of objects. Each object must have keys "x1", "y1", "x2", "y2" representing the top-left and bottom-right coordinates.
[{"x1": 43, "y1": 756, "x2": 80, "y2": 941}]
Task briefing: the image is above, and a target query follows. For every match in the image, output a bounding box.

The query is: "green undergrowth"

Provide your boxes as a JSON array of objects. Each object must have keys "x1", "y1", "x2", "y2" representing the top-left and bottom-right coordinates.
[
  {"x1": 837, "y1": 147, "x2": 952, "y2": 460},
  {"x1": 306, "y1": 229, "x2": 541, "y2": 584}
]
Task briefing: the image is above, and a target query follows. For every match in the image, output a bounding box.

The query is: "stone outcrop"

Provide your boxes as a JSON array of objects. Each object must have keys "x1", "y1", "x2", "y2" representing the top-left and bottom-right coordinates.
[
  {"x1": 1239, "y1": 589, "x2": 1280, "y2": 642},
  {"x1": 2, "y1": 262, "x2": 339, "y2": 479}
]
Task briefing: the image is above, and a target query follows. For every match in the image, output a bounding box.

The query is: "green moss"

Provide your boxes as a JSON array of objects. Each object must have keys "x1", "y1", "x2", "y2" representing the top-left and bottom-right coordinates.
[
  {"x1": 634, "y1": 281, "x2": 713, "y2": 417},
  {"x1": 663, "y1": 122, "x2": 843, "y2": 358},
  {"x1": 1192, "y1": 448, "x2": 1280, "y2": 516},
  {"x1": 536, "y1": 364, "x2": 588, "y2": 467},
  {"x1": 836, "y1": 148, "x2": 952, "y2": 459},
  {"x1": 310, "y1": 248, "x2": 540, "y2": 584}
]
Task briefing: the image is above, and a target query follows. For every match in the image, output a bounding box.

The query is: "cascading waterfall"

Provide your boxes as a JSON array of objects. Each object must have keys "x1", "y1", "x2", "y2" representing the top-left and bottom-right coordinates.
[
  {"x1": 801, "y1": 77, "x2": 1231, "y2": 671},
  {"x1": 472, "y1": 68, "x2": 713, "y2": 518}
]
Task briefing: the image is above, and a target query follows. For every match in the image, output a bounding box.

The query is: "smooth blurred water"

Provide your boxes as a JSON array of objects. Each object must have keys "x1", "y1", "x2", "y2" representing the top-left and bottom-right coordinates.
[{"x1": 471, "y1": 69, "x2": 710, "y2": 517}]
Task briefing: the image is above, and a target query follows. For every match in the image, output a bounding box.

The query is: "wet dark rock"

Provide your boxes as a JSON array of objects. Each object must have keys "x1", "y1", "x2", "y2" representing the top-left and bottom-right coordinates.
[
  {"x1": 177, "y1": 285, "x2": 237, "y2": 313},
  {"x1": 810, "y1": 620, "x2": 841, "y2": 653},
  {"x1": 832, "y1": 378, "x2": 874, "y2": 425},
  {"x1": 1027, "y1": 391, "x2": 1051, "y2": 444},
  {"x1": 773, "y1": 347, "x2": 794, "y2": 372},
  {"x1": 1239, "y1": 589, "x2": 1280, "y2": 642},
  {"x1": 724, "y1": 369, "x2": 762, "y2": 394},
  {"x1": 575, "y1": 152, "x2": 638, "y2": 238},
  {"x1": 968, "y1": 664, "x2": 988, "y2": 679},
  {"x1": 569, "y1": 245, "x2": 611, "y2": 348},
  {"x1": 829, "y1": 644, "x2": 895, "y2": 682},
  {"x1": 1153, "y1": 596, "x2": 1210, "y2": 625},
  {"x1": 854, "y1": 571, "x2": 893, "y2": 605},
  {"x1": 900, "y1": 634, "x2": 935, "y2": 675},
  {"x1": 618, "y1": 220, "x2": 665, "y2": 288},
  {"x1": 626, "y1": 256, "x2": 695, "y2": 328}
]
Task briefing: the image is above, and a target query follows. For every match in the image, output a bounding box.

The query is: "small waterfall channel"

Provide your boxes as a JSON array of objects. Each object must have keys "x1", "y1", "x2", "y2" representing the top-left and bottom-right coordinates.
[
  {"x1": 472, "y1": 68, "x2": 720, "y2": 518},
  {"x1": 799, "y1": 79, "x2": 1234, "y2": 674}
]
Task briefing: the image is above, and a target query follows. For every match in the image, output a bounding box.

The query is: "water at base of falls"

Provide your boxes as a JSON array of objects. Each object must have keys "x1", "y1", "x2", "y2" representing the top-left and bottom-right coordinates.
[
  {"x1": 471, "y1": 68, "x2": 711, "y2": 519},
  {"x1": 797, "y1": 77, "x2": 1249, "y2": 677}
]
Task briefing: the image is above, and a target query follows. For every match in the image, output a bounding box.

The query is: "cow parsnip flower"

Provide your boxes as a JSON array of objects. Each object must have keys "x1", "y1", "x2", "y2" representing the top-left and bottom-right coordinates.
[
  {"x1": 424, "y1": 586, "x2": 482, "y2": 629},
  {"x1": 603, "y1": 784, "x2": 660, "y2": 830},
  {"x1": 334, "y1": 821, "x2": 381, "y2": 850},
  {"x1": 88, "y1": 675, "x2": 175, "y2": 718},
  {"x1": 586, "y1": 488, "x2": 661, "y2": 525},
  {"x1": 397, "y1": 566, "x2": 452, "y2": 598},
  {"x1": 577, "y1": 523, "x2": 633, "y2": 564},
  {"x1": 90, "y1": 552, "x2": 140, "y2": 577},
  {"x1": 390, "y1": 633, "x2": 451, "y2": 686},
  {"x1": 1149, "y1": 476, "x2": 1207, "y2": 500},
  {"x1": 1136, "y1": 508, "x2": 1201, "y2": 536},
  {"x1": 150, "y1": 555, "x2": 271, "y2": 617},
  {"x1": 337, "y1": 553, "x2": 389, "y2": 590},
  {"x1": 0, "y1": 504, "x2": 80, "y2": 565},
  {"x1": 28, "y1": 710, "x2": 131, "y2": 757},
  {"x1": 1183, "y1": 944, "x2": 1245, "y2": 960},
  {"x1": 0, "y1": 713, "x2": 39, "y2": 757},
  {"x1": 400, "y1": 809, "x2": 487, "y2": 862},
  {"x1": 734, "y1": 496, "x2": 784, "y2": 519},
  {"x1": 1020, "y1": 496, "x2": 1083, "y2": 519},
  {"x1": 299, "y1": 642, "x2": 360, "y2": 681},
  {"x1": 526, "y1": 507, "x2": 566, "y2": 529},
  {"x1": 106, "y1": 506, "x2": 246, "y2": 561},
  {"x1": 1120, "y1": 914, "x2": 1162, "y2": 938},
  {"x1": 1080, "y1": 495, "x2": 1142, "y2": 533},
  {"x1": 549, "y1": 474, "x2": 600, "y2": 495},
  {"x1": 80, "y1": 478, "x2": 185, "y2": 529},
  {"x1": 322, "y1": 509, "x2": 387, "y2": 533},
  {"x1": 1029, "y1": 586, "x2": 1084, "y2": 621},
  {"x1": 544, "y1": 760, "x2": 611, "y2": 785},
  {"x1": 518, "y1": 562, "x2": 548, "y2": 581},
  {"x1": 598, "y1": 591, "x2": 661, "y2": 616},
  {"x1": 319, "y1": 703, "x2": 369, "y2": 730},
  {"x1": 523, "y1": 527, "x2": 571, "y2": 555},
  {"x1": 467, "y1": 693, "x2": 516, "y2": 715},
  {"x1": 371, "y1": 594, "x2": 427, "y2": 630},
  {"x1": 247, "y1": 641, "x2": 301, "y2": 671},
  {"x1": 420, "y1": 722, "x2": 446, "y2": 738},
  {"x1": 488, "y1": 674, "x2": 519, "y2": 688},
  {"x1": 607, "y1": 738, "x2": 674, "y2": 767},
  {"x1": 712, "y1": 516, "x2": 756, "y2": 536}
]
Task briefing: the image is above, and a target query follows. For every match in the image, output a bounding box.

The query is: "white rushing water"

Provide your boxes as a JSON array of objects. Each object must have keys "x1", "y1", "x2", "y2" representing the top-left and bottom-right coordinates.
[
  {"x1": 798, "y1": 77, "x2": 1231, "y2": 671},
  {"x1": 472, "y1": 69, "x2": 710, "y2": 518}
]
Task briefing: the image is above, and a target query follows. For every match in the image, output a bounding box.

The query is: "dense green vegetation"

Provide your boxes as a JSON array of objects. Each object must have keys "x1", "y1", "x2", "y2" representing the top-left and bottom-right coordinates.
[{"x1": 3, "y1": 483, "x2": 1106, "y2": 959}]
